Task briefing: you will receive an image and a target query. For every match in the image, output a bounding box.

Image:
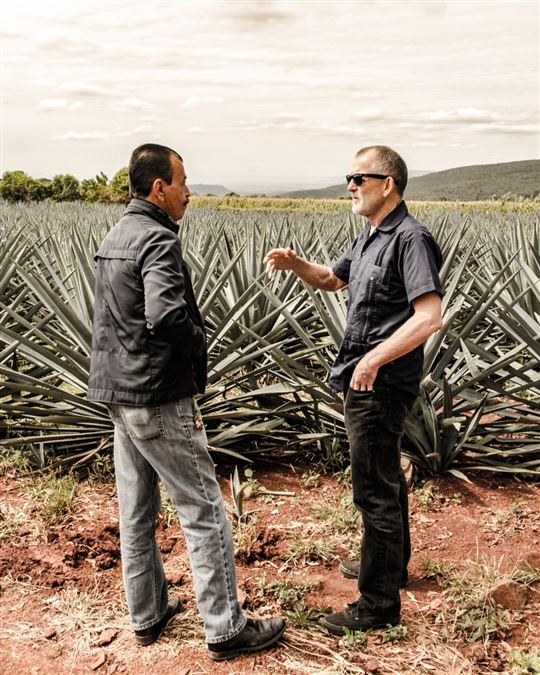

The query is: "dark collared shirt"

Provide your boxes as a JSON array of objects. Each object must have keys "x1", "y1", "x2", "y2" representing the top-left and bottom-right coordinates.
[{"x1": 329, "y1": 201, "x2": 443, "y2": 396}]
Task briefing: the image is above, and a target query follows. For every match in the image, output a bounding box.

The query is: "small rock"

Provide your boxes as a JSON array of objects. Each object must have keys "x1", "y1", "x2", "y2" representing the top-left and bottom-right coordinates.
[
  {"x1": 518, "y1": 553, "x2": 540, "y2": 571},
  {"x1": 43, "y1": 628, "x2": 57, "y2": 640},
  {"x1": 401, "y1": 457, "x2": 413, "y2": 486},
  {"x1": 462, "y1": 643, "x2": 485, "y2": 660},
  {"x1": 95, "y1": 628, "x2": 118, "y2": 646},
  {"x1": 90, "y1": 652, "x2": 107, "y2": 671},
  {"x1": 166, "y1": 571, "x2": 184, "y2": 586},
  {"x1": 487, "y1": 579, "x2": 528, "y2": 610},
  {"x1": 364, "y1": 660, "x2": 380, "y2": 672},
  {"x1": 237, "y1": 587, "x2": 248, "y2": 607}
]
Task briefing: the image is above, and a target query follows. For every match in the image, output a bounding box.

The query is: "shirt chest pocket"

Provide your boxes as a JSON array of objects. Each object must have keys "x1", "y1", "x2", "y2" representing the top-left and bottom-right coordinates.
[{"x1": 349, "y1": 259, "x2": 389, "y2": 300}]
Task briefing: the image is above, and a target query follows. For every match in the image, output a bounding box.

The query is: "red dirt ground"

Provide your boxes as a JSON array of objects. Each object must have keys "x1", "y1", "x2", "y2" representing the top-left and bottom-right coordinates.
[{"x1": 0, "y1": 464, "x2": 539, "y2": 674}]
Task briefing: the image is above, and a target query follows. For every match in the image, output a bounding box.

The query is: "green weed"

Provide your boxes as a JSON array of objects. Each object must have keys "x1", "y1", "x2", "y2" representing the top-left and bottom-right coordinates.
[
  {"x1": 340, "y1": 627, "x2": 369, "y2": 650},
  {"x1": 0, "y1": 447, "x2": 31, "y2": 476},
  {"x1": 421, "y1": 557, "x2": 455, "y2": 579},
  {"x1": 381, "y1": 623, "x2": 408, "y2": 643},
  {"x1": 313, "y1": 492, "x2": 360, "y2": 534},
  {"x1": 414, "y1": 482, "x2": 443, "y2": 508},
  {"x1": 286, "y1": 534, "x2": 335, "y2": 565},
  {"x1": 508, "y1": 647, "x2": 540, "y2": 674},
  {"x1": 26, "y1": 472, "x2": 77, "y2": 527},
  {"x1": 438, "y1": 559, "x2": 532, "y2": 643},
  {"x1": 158, "y1": 486, "x2": 179, "y2": 528},
  {"x1": 256, "y1": 577, "x2": 315, "y2": 609},
  {"x1": 285, "y1": 601, "x2": 328, "y2": 628}
]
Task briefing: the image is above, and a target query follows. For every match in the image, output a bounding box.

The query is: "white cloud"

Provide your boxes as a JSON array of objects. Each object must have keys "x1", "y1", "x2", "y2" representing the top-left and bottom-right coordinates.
[
  {"x1": 184, "y1": 95, "x2": 224, "y2": 108},
  {"x1": 113, "y1": 98, "x2": 157, "y2": 112},
  {"x1": 352, "y1": 108, "x2": 385, "y2": 122},
  {"x1": 323, "y1": 126, "x2": 366, "y2": 137},
  {"x1": 416, "y1": 108, "x2": 502, "y2": 123},
  {"x1": 188, "y1": 127, "x2": 204, "y2": 134},
  {"x1": 473, "y1": 123, "x2": 539, "y2": 135},
  {"x1": 60, "y1": 82, "x2": 111, "y2": 96},
  {"x1": 38, "y1": 99, "x2": 84, "y2": 112},
  {"x1": 51, "y1": 131, "x2": 109, "y2": 141},
  {"x1": 118, "y1": 125, "x2": 155, "y2": 137},
  {"x1": 38, "y1": 99, "x2": 69, "y2": 111}
]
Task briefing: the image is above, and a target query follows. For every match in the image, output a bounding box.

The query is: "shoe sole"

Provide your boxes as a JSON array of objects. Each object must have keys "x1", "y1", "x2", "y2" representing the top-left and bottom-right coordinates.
[
  {"x1": 208, "y1": 622, "x2": 286, "y2": 661},
  {"x1": 134, "y1": 599, "x2": 182, "y2": 646},
  {"x1": 319, "y1": 615, "x2": 400, "y2": 636}
]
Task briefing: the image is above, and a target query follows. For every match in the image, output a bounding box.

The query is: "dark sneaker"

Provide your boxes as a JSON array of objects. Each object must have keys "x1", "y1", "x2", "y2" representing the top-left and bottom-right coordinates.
[
  {"x1": 134, "y1": 598, "x2": 182, "y2": 646},
  {"x1": 208, "y1": 617, "x2": 286, "y2": 661},
  {"x1": 320, "y1": 601, "x2": 400, "y2": 636},
  {"x1": 339, "y1": 559, "x2": 408, "y2": 588}
]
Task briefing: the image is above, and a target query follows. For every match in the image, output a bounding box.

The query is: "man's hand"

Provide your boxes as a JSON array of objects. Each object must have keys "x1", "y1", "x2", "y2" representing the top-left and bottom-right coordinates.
[
  {"x1": 264, "y1": 248, "x2": 298, "y2": 278},
  {"x1": 350, "y1": 355, "x2": 379, "y2": 391}
]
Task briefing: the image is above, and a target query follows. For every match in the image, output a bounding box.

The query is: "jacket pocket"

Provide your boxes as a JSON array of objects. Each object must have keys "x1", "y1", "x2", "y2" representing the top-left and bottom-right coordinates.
[{"x1": 121, "y1": 405, "x2": 163, "y2": 440}]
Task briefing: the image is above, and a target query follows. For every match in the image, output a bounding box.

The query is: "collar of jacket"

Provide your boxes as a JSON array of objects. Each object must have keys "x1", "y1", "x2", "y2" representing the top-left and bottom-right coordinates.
[
  {"x1": 124, "y1": 198, "x2": 180, "y2": 235},
  {"x1": 370, "y1": 200, "x2": 408, "y2": 234}
]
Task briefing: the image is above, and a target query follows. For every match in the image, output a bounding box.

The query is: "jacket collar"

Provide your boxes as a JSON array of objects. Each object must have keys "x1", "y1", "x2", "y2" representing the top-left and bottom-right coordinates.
[
  {"x1": 372, "y1": 200, "x2": 408, "y2": 233},
  {"x1": 125, "y1": 198, "x2": 179, "y2": 235}
]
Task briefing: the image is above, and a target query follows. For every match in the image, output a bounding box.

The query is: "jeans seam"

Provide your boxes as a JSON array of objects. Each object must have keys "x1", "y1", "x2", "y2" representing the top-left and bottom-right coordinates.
[{"x1": 186, "y1": 424, "x2": 239, "y2": 640}]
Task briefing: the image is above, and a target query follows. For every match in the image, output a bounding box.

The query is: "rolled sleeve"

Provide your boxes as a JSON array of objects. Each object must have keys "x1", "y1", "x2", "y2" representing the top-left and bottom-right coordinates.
[
  {"x1": 399, "y1": 229, "x2": 443, "y2": 304},
  {"x1": 331, "y1": 236, "x2": 362, "y2": 284}
]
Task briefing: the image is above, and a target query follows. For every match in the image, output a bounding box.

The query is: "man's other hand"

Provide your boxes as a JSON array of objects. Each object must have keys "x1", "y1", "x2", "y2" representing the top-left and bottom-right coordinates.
[{"x1": 263, "y1": 248, "x2": 298, "y2": 278}]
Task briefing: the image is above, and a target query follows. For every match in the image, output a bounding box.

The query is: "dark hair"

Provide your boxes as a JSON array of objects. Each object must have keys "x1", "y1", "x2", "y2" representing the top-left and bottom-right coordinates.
[
  {"x1": 128, "y1": 144, "x2": 183, "y2": 198},
  {"x1": 356, "y1": 145, "x2": 408, "y2": 196}
]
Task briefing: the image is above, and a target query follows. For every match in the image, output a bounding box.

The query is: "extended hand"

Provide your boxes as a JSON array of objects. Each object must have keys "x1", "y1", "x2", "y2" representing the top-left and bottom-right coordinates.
[
  {"x1": 350, "y1": 356, "x2": 379, "y2": 391},
  {"x1": 263, "y1": 248, "x2": 298, "y2": 278}
]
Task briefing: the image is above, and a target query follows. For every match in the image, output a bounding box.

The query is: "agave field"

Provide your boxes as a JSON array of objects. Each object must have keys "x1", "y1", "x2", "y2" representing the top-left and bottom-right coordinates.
[{"x1": 0, "y1": 200, "x2": 539, "y2": 478}]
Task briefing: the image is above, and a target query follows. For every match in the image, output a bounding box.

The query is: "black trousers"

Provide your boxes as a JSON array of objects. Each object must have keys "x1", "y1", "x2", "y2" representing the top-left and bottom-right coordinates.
[{"x1": 344, "y1": 386, "x2": 416, "y2": 615}]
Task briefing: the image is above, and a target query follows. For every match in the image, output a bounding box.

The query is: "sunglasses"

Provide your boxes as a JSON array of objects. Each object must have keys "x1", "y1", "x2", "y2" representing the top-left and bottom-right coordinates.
[{"x1": 346, "y1": 173, "x2": 389, "y2": 186}]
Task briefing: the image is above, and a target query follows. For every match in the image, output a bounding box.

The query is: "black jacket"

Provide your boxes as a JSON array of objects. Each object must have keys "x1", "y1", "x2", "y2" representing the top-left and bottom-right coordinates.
[{"x1": 87, "y1": 199, "x2": 207, "y2": 405}]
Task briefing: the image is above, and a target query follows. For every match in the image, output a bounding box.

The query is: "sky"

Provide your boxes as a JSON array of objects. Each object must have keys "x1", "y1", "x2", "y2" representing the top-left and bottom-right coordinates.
[{"x1": 2, "y1": 0, "x2": 539, "y2": 191}]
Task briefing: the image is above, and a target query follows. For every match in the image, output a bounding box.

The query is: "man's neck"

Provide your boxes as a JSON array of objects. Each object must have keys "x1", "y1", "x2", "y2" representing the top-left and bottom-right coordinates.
[{"x1": 369, "y1": 197, "x2": 402, "y2": 228}]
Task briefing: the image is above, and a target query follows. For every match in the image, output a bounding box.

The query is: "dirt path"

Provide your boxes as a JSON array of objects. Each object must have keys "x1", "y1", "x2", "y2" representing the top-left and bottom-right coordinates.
[{"x1": 1, "y1": 465, "x2": 539, "y2": 674}]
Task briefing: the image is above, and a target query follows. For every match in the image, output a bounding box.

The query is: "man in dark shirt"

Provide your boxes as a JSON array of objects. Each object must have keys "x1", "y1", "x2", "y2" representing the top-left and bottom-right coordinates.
[
  {"x1": 88, "y1": 143, "x2": 285, "y2": 659},
  {"x1": 264, "y1": 145, "x2": 442, "y2": 633}
]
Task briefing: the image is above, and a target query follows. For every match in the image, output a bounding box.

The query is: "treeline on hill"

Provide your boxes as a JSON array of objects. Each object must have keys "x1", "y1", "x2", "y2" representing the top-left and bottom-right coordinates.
[
  {"x1": 0, "y1": 169, "x2": 130, "y2": 204},
  {"x1": 279, "y1": 160, "x2": 540, "y2": 202}
]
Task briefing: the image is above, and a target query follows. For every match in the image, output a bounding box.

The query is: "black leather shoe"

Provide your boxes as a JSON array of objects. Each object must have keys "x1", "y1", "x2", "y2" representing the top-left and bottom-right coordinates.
[
  {"x1": 208, "y1": 617, "x2": 286, "y2": 661},
  {"x1": 339, "y1": 558, "x2": 360, "y2": 579},
  {"x1": 320, "y1": 600, "x2": 400, "y2": 636},
  {"x1": 339, "y1": 558, "x2": 408, "y2": 587},
  {"x1": 134, "y1": 598, "x2": 182, "y2": 646}
]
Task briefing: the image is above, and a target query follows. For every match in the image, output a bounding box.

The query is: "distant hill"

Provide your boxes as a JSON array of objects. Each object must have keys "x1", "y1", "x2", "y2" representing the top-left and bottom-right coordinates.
[
  {"x1": 189, "y1": 184, "x2": 232, "y2": 196},
  {"x1": 278, "y1": 160, "x2": 540, "y2": 201}
]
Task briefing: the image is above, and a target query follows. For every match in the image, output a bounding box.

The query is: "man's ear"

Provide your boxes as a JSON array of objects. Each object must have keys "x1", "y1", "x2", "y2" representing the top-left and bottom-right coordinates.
[
  {"x1": 384, "y1": 176, "x2": 395, "y2": 197},
  {"x1": 152, "y1": 178, "x2": 165, "y2": 200}
]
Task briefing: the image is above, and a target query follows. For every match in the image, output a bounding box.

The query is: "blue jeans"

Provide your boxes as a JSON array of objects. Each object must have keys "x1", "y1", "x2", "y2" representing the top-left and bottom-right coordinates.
[
  {"x1": 344, "y1": 386, "x2": 416, "y2": 615},
  {"x1": 108, "y1": 397, "x2": 246, "y2": 643}
]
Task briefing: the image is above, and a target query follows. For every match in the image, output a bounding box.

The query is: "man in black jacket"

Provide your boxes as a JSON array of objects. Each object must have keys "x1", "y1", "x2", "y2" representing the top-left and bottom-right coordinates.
[{"x1": 88, "y1": 143, "x2": 285, "y2": 660}]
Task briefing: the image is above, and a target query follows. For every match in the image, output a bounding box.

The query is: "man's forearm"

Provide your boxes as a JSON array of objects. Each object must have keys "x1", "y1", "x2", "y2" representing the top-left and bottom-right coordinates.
[
  {"x1": 290, "y1": 257, "x2": 343, "y2": 292},
  {"x1": 351, "y1": 292, "x2": 442, "y2": 391},
  {"x1": 366, "y1": 293, "x2": 441, "y2": 368},
  {"x1": 365, "y1": 305, "x2": 441, "y2": 370}
]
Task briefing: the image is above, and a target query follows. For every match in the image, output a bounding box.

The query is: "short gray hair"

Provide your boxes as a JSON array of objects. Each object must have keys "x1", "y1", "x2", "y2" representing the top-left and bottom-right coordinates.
[{"x1": 356, "y1": 145, "x2": 408, "y2": 196}]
